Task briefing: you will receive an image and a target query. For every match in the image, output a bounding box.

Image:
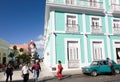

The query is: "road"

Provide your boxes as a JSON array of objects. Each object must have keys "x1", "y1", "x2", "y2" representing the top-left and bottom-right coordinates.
[{"x1": 42, "y1": 74, "x2": 120, "y2": 82}]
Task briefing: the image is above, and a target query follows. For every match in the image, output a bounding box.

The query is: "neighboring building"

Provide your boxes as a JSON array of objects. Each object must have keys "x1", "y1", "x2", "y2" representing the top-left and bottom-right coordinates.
[
  {"x1": 44, "y1": 0, "x2": 120, "y2": 72},
  {"x1": 9, "y1": 44, "x2": 29, "y2": 55},
  {"x1": 0, "y1": 39, "x2": 9, "y2": 65}
]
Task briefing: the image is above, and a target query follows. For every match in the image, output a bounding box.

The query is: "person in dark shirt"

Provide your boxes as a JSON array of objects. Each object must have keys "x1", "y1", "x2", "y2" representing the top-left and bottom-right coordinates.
[
  {"x1": 32, "y1": 60, "x2": 41, "y2": 82},
  {"x1": 4, "y1": 64, "x2": 13, "y2": 82}
]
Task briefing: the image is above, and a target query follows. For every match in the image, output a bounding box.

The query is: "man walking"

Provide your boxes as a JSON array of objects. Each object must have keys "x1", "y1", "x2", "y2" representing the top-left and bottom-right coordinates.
[
  {"x1": 32, "y1": 60, "x2": 41, "y2": 82},
  {"x1": 106, "y1": 58, "x2": 115, "y2": 75}
]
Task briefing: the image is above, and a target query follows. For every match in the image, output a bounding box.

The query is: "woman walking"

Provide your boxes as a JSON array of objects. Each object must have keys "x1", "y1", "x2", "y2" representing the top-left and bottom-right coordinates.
[
  {"x1": 4, "y1": 64, "x2": 13, "y2": 82},
  {"x1": 21, "y1": 62, "x2": 31, "y2": 82},
  {"x1": 57, "y1": 60, "x2": 63, "y2": 80}
]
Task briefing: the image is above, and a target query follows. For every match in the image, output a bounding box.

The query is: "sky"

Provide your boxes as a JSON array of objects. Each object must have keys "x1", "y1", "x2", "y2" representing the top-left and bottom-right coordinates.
[
  {"x1": 0, "y1": 0, "x2": 45, "y2": 44},
  {"x1": 0, "y1": 0, "x2": 46, "y2": 56}
]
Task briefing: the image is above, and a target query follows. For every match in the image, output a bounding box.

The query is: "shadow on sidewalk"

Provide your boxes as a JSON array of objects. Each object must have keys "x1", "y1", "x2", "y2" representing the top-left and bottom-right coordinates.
[{"x1": 41, "y1": 75, "x2": 73, "y2": 82}]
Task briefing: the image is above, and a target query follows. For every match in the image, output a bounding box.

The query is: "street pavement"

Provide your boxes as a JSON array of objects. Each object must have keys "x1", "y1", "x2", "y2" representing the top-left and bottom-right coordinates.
[
  {"x1": 42, "y1": 74, "x2": 120, "y2": 82},
  {"x1": 0, "y1": 62, "x2": 120, "y2": 82}
]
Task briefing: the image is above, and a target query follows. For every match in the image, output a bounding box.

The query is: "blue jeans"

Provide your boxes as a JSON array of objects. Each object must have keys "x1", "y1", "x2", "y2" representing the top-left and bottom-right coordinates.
[{"x1": 34, "y1": 70, "x2": 39, "y2": 82}]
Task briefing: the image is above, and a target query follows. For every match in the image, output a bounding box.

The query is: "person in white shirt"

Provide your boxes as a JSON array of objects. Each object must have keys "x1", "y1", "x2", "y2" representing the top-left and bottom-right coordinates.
[{"x1": 22, "y1": 63, "x2": 31, "y2": 82}]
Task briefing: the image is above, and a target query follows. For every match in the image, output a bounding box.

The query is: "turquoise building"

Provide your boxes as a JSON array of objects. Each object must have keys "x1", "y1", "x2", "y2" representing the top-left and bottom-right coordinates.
[{"x1": 44, "y1": 0, "x2": 120, "y2": 71}]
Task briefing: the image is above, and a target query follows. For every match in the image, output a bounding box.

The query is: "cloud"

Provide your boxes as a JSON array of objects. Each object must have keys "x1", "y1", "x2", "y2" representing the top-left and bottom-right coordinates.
[
  {"x1": 35, "y1": 35, "x2": 44, "y2": 49},
  {"x1": 38, "y1": 35, "x2": 44, "y2": 40}
]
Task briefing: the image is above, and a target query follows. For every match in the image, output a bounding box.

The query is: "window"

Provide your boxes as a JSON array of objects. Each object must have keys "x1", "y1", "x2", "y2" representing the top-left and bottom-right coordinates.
[
  {"x1": 91, "y1": 16, "x2": 102, "y2": 33},
  {"x1": 90, "y1": 0, "x2": 97, "y2": 7},
  {"x1": 66, "y1": 14, "x2": 78, "y2": 32},
  {"x1": 89, "y1": 0, "x2": 100, "y2": 8},
  {"x1": 66, "y1": 0, "x2": 76, "y2": 5},
  {"x1": 92, "y1": 17, "x2": 100, "y2": 28},
  {"x1": 111, "y1": 0, "x2": 118, "y2": 5},
  {"x1": 92, "y1": 41, "x2": 103, "y2": 60},
  {"x1": 111, "y1": 0, "x2": 120, "y2": 10},
  {"x1": 67, "y1": 41, "x2": 78, "y2": 61},
  {"x1": 113, "y1": 19, "x2": 120, "y2": 34},
  {"x1": 113, "y1": 19, "x2": 120, "y2": 28},
  {"x1": 67, "y1": 40, "x2": 80, "y2": 68}
]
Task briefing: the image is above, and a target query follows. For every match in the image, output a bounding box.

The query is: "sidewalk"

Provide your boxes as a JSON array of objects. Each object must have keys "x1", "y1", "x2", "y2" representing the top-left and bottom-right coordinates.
[
  {"x1": 0, "y1": 62, "x2": 82, "y2": 81},
  {"x1": 0, "y1": 62, "x2": 54, "y2": 82},
  {"x1": 38, "y1": 62, "x2": 54, "y2": 80}
]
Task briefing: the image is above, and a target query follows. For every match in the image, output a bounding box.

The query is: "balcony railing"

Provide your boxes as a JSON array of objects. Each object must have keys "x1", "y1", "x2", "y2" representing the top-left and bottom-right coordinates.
[
  {"x1": 91, "y1": 25, "x2": 102, "y2": 34},
  {"x1": 113, "y1": 27, "x2": 120, "y2": 35},
  {"x1": 111, "y1": 4, "x2": 120, "y2": 12},
  {"x1": 47, "y1": 0, "x2": 103, "y2": 9},
  {"x1": 66, "y1": 24, "x2": 79, "y2": 33}
]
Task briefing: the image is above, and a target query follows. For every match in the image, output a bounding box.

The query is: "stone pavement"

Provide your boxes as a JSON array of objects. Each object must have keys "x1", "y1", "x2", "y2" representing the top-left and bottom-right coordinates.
[
  {"x1": 0, "y1": 62, "x2": 55, "y2": 82},
  {"x1": 0, "y1": 62, "x2": 82, "y2": 82}
]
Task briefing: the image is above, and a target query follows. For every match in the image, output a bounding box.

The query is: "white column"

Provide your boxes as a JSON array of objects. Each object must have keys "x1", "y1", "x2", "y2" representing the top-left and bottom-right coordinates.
[
  {"x1": 51, "y1": 11, "x2": 56, "y2": 66},
  {"x1": 82, "y1": 13, "x2": 88, "y2": 65},
  {"x1": 105, "y1": 14, "x2": 111, "y2": 59}
]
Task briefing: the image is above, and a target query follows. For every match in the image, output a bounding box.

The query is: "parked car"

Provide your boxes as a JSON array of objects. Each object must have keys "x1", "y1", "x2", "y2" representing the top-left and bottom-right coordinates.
[
  {"x1": 82, "y1": 60, "x2": 120, "y2": 76},
  {"x1": 0, "y1": 64, "x2": 3, "y2": 72}
]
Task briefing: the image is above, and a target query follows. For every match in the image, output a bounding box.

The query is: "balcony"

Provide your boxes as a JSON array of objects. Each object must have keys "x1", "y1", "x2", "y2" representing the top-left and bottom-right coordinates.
[
  {"x1": 66, "y1": 24, "x2": 79, "y2": 33},
  {"x1": 113, "y1": 27, "x2": 120, "y2": 35},
  {"x1": 46, "y1": 0, "x2": 104, "y2": 14},
  {"x1": 111, "y1": 4, "x2": 120, "y2": 15},
  {"x1": 91, "y1": 25, "x2": 103, "y2": 34}
]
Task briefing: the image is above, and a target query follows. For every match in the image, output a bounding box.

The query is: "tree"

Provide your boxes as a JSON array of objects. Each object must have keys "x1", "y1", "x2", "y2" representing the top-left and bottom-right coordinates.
[
  {"x1": 9, "y1": 52, "x2": 14, "y2": 63},
  {"x1": 13, "y1": 45, "x2": 17, "y2": 50},
  {"x1": 9, "y1": 45, "x2": 19, "y2": 65},
  {"x1": 9, "y1": 52, "x2": 14, "y2": 58},
  {"x1": 12, "y1": 45, "x2": 19, "y2": 56},
  {"x1": 9, "y1": 45, "x2": 31, "y2": 65},
  {"x1": 19, "y1": 48, "x2": 24, "y2": 52},
  {"x1": 17, "y1": 53, "x2": 30, "y2": 63}
]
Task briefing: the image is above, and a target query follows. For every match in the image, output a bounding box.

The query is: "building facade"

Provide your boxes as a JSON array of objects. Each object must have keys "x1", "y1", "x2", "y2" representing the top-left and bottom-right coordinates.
[
  {"x1": 0, "y1": 39, "x2": 9, "y2": 65},
  {"x1": 44, "y1": 0, "x2": 120, "y2": 71}
]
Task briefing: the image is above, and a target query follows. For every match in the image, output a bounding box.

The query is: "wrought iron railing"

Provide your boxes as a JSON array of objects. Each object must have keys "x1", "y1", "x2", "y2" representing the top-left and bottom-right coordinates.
[
  {"x1": 66, "y1": 24, "x2": 79, "y2": 33},
  {"x1": 91, "y1": 25, "x2": 102, "y2": 34},
  {"x1": 113, "y1": 27, "x2": 120, "y2": 34},
  {"x1": 111, "y1": 4, "x2": 120, "y2": 12},
  {"x1": 47, "y1": 0, "x2": 103, "y2": 9}
]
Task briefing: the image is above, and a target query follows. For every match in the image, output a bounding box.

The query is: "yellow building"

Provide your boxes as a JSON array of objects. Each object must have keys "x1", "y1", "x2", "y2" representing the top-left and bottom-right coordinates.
[{"x1": 0, "y1": 39, "x2": 9, "y2": 65}]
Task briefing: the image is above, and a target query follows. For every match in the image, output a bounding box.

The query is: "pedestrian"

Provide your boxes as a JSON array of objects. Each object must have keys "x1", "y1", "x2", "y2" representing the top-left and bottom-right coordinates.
[
  {"x1": 4, "y1": 64, "x2": 14, "y2": 82},
  {"x1": 21, "y1": 62, "x2": 31, "y2": 82},
  {"x1": 106, "y1": 57, "x2": 115, "y2": 75},
  {"x1": 57, "y1": 60, "x2": 63, "y2": 80},
  {"x1": 32, "y1": 60, "x2": 41, "y2": 82}
]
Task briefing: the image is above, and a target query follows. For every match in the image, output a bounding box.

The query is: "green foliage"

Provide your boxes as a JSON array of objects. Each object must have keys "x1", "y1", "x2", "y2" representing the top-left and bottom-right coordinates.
[
  {"x1": 19, "y1": 48, "x2": 24, "y2": 52},
  {"x1": 13, "y1": 45, "x2": 17, "y2": 50},
  {"x1": 17, "y1": 53, "x2": 30, "y2": 63},
  {"x1": 9, "y1": 52, "x2": 14, "y2": 58},
  {"x1": 9, "y1": 45, "x2": 30, "y2": 63}
]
